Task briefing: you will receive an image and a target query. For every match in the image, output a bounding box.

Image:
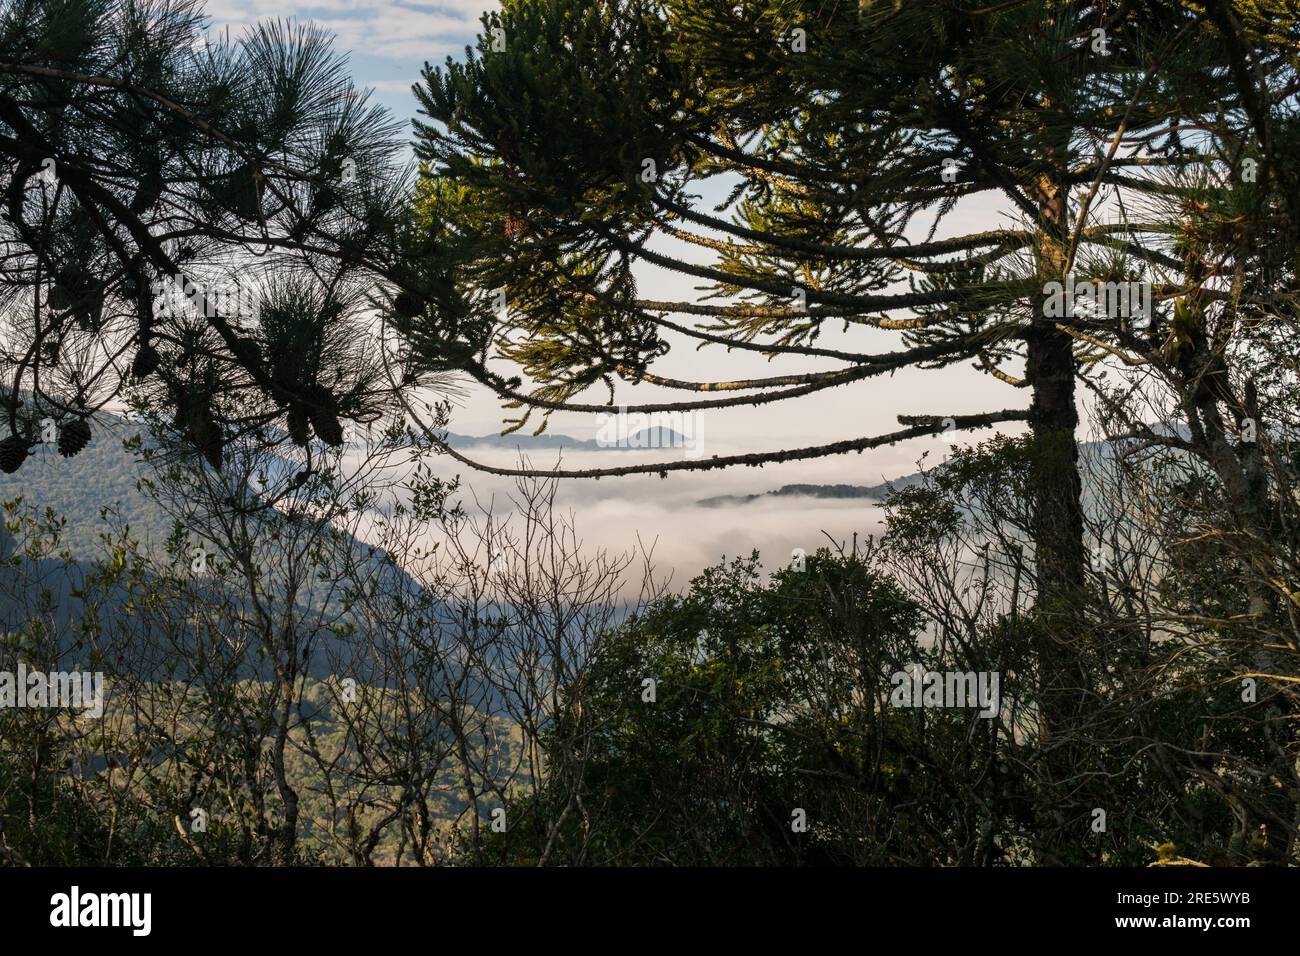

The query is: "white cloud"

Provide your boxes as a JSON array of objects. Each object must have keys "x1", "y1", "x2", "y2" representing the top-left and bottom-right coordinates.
[
  {"x1": 203, "y1": 1, "x2": 497, "y2": 61},
  {"x1": 355, "y1": 441, "x2": 931, "y2": 584}
]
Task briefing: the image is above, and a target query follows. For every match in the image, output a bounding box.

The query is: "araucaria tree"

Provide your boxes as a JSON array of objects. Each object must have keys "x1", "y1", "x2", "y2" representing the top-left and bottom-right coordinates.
[{"x1": 410, "y1": 0, "x2": 1300, "y2": 861}]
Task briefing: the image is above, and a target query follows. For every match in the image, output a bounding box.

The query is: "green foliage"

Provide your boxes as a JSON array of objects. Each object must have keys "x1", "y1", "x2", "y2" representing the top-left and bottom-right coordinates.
[{"x1": 482, "y1": 549, "x2": 1025, "y2": 865}]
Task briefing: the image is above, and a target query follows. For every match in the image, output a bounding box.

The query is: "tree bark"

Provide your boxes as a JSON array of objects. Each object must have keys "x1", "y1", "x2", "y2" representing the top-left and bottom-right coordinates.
[{"x1": 1027, "y1": 166, "x2": 1089, "y2": 864}]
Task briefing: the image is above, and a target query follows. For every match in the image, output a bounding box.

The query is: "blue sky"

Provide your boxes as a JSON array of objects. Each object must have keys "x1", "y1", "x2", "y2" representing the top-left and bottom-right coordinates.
[{"x1": 206, "y1": 1, "x2": 498, "y2": 120}]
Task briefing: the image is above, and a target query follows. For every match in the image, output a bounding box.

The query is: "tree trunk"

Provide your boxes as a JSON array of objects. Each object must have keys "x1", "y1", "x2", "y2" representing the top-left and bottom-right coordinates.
[{"x1": 1027, "y1": 169, "x2": 1089, "y2": 864}]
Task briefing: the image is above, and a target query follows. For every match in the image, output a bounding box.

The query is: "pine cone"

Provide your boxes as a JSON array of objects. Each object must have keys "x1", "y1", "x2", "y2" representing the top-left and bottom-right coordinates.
[
  {"x1": 47, "y1": 268, "x2": 79, "y2": 311},
  {"x1": 313, "y1": 184, "x2": 337, "y2": 212},
  {"x1": 393, "y1": 291, "x2": 423, "y2": 319},
  {"x1": 497, "y1": 130, "x2": 519, "y2": 167},
  {"x1": 287, "y1": 405, "x2": 310, "y2": 446},
  {"x1": 58, "y1": 418, "x2": 91, "y2": 458},
  {"x1": 201, "y1": 435, "x2": 223, "y2": 472},
  {"x1": 131, "y1": 343, "x2": 161, "y2": 379},
  {"x1": 307, "y1": 388, "x2": 344, "y2": 447},
  {"x1": 73, "y1": 286, "x2": 105, "y2": 332},
  {"x1": 0, "y1": 435, "x2": 29, "y2": 474},
  {"x1": 188, "y1": 411, "x2": 223, "y2": 472},
  {"x1": 129, "y1": 170, "x2": 164, "y2": 215},
  {"x1": 213, "y1": 164, "x2": 263, "y2": 220}
]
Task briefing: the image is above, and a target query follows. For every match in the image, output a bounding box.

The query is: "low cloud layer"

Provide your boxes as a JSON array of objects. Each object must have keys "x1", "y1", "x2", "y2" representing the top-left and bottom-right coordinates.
[{"x1": 404, "y1": 441, "x2": 927, "y2": 585}]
